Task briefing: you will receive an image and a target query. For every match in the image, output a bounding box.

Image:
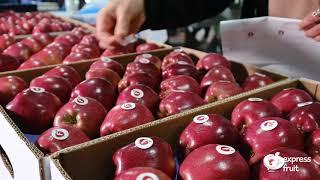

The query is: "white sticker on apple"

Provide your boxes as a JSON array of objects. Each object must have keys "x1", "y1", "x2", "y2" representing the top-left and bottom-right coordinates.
[
  {"x1": 261, "y1": 120, "x2": 278, "y2": 131},
  {"x1": 131, "y1": 89, "x2": 144, "y2": 99},
  {"x1": 74, "y1": 96, "x2": 89, "y2": 106},
  {"x1": 177, "y1": 61, "x2": 189, "y2": 65},
  {"x1": 248, "y1": 98, "x2": 263, "y2": 102},
  {"x1": 121, "y1": 103, "x2": 136, "y2": 110},
  {"x1": 263, "y1": 152, "x2": 285, "y2": 170},
  {"x1": 174, "y1": 48, "x2": 183, "y2": 53},
  {"x1": 142, "y1": 54, "x2": 152, "y2": 58},
  {"x1": 254, "y1": 72, "x2": 267, "y2": 77},
  {"x1": 30, "y1": 87, "x2": 45, "y2": 93},
  {"x1": 193, "y1": 115, "x2": 210, "y2": 124},
  {"x1": 216, "y1": 145, "x2": 236, "y2": 155},
  {"x1": 138, "y1": 58, "x2": 150, "y2": 64},
  {"x1": 135, "y1": 137, "x2": 153, "y2": 149},
  {"x1": 51, "y1": 128, "x2": 69, "y2": 141},
  {"x1": 298, "y1": 101, "x2": 313, "y2": 107},
  {"x1": 136, "y1": 172, "x2": 159, "y2": 180},
  {"x1": 101, "y1": 57, "x2": 112, "y2": 62}
]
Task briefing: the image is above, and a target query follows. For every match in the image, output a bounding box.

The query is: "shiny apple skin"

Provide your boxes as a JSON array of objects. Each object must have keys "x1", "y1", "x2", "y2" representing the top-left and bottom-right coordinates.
[
  {"x1": 196, "y1": 53, "x2": 231, "y2": 72},
  {"x1": 20, "y1": 37, "x2": 43, "y2": 53},
  {"x1": 134, "y1": 53, "x2": 162, "y2": 70},
  {"x1": 135, "y1": 43, "x2": 160, "y2": 53},
  {"x1": 125, "y1": 61, "x2": 161, "y2": 82},
  {"x1": 3, "y1": 42, "x2": 32, "y2": 62},
  {"x1": 118, "y1": 72, "x2": 158, "y2": 92},
  {"x1": 162, "y1": 63, "x2": 200, "y2": 82},
  {"x1": 0, "y1": 76, "x2": 27, "y2": 105},
  {"x1": 44, "y1": 65, "x2": 81, "y2": 88},
  {"x1": 180, "y1": 114, "x2": 239, "y2": 155},
  {"x1": 204, "y1": 81, "x2": 244, "y2": 102},
  {"x1": 242, "y1": 73, "x2": 274, "y2": 91},
  {"x1": 0, "y1": 54, "x2": 20, "y2": 72},
  {"x1": 179, "y1": 144, "x2": 250, "y2": 180},
  {"x1": 113, "y1": 136, "x2": 176, "y2": 178},
  {"x1": 200, "y1": 65, "x2": 236, "y2": 91},
  {"x1": 243, "y1": 117, "x2": 304, "y2": 164},
  {"x1": 18, "y1": 59, "x2": 47, "y2": 70},
  {"x1": 85, "y1": 68, "x2": 121, "y2": 87},
  {"x1": 114, "y1": 167, "x2": 171, "y2": 180},
  {"x1": 162, "y1": 49, "x2": 194, "y2": 70},
  {"x1": 271, "y1": 88, "x2": 313, "y2": 116},
  {"x1": 90, "y1": 58, "x2": 125, "y2": 77}
]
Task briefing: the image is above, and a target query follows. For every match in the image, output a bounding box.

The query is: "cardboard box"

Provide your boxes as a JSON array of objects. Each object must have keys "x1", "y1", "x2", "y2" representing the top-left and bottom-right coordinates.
[
  {"x1": 48, "y1": 78, "x2": 320, "y2": 180},
  {"x1": 0, "y1": 47, "x2": 287, "y2": 180}
]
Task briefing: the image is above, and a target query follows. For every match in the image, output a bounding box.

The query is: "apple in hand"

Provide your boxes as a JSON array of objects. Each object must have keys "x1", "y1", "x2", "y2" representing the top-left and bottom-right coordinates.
[
  {"x1": 288, "y1": 102, "x2": 320, "y2": 133},
  {"x1": 3, "y1": 42, "x2": 32, "y2": 62},
  {"x1": 53, "y1": 96, "x2": 107, "y2": 138},
  {"x1": 196, "y1": 53, "x2": 231, "y2": 73},
  {"x1": 231, "y1": 98, "x2": 281, "y2": 131},
  {"x1": 160, "y1": 75, "x2": 200, "y2": 99},
  {"x1": 116, "y1": 84, "x2": 160, "y2": 113},
  {"x1": 0, "y1": 54, "x2": 20, "y2": 72},
  {"x1": 180, "y1": 114, "x2": 239, "y2": 155},
  {"x1": 100, "y1": 102, "x2": 154, "y2": 136},
  {"x1": 85, "y1": 68, "x2": 121, "y2": 87},
  {"x1": 118, "y1": 73, "x2": 158, "y2": 92},
  {"x1": 135, "y1": 43, "x2": 160, "y2": 53},
  {"x1": 204, "y1": 81, "x2": 243, "y2": 102},
  {"x1": 0, "y1": 76, "x2": 27, "y2": 105},
  {"x1": 162, "y1": 62, "x2": 200, "y2": 81},
  {"x1": 158, "y1": 91, "x2": 205, "y2": 118},
  {"x1": 258, "y1": 148, "x2": 320, "y2": 180},
  {"x1": 6, "y1": 87, "x2": 62, "y2": 134},
  {"x1": 271, "y1": 88, "x2": 313, "y2": 115},
  {"x1": 113, "y1": 136, "x2": 176, "y2": 177},
  {"x1": 162, "y1": 49, "x2": 194, "y2": 69},
  {"x1": 44, "y1": 65, "x2": 81, "y2": 88},
  {"x1": 115, "y1": 167, "x2": 171, "y2": 180},
  {"x1": 242, "y1": 73, "x2": 274, "y2": 91},
  {"x1": 70, "y1": 78, "x2": 116, "y2": 111},
  {"x1": 306, "y1": 129, "x2": 320, "y2": 165},
  {"x1": 180, "y1": 144, "x2": 249, "y2": 180},
  {"x1": 30, "y1": 76, "x2": 73, "y2": 102},
  {"x1": 243, "y1": 117, "x2": 304, "y2": 164},
  {"x1": 134, "y1": 54, "x2": 162, "y2": 70},
  {"x1": 89, "y1": 57, "x2": 124, "y2": 77},
  {"x1": 200, "y1": 65, "x2": 236, "y2": 91},
  {"x1": 36, "y1": 126, "x2": 90, "y2": 154}
]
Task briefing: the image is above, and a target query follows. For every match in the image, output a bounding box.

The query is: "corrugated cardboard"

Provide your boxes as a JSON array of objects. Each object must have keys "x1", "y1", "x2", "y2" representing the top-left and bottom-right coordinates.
[{"x1": 0, "y1": 47, "x2": 287, "y2": 180}]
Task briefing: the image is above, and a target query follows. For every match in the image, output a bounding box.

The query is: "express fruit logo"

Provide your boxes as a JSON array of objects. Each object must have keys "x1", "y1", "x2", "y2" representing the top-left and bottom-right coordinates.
[
  {"x1": 216, "y1": 145, "x2": 235, "y2": 155},
  {"x1": 136, "y1": 172, "x2": 159, "y2": 180},
  {"x1": 135, "y1": 137, "x2": 153, "y2": 149},
  {"x1": 51, "y1": 128, "x2": 69, "y2": 140},
  {"x1": 263, "y1": 152, "x2": 285, "y2": 170},
  {"x1": 193, "y1": 115, "x2": 209, "y2": 124},
  {"x1": 131, "y1": 89, "x2": 144, "y2": 99}
]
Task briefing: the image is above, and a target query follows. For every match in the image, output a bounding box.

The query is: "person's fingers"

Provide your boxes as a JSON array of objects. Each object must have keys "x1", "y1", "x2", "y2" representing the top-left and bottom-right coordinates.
[
  {"x1": 304, "y1": 23, "x2": 320, "y2": 37},
  {"x1": 299, "y1": 11, "x2": 320, "y2": 30},
  {"x1": 114, "y1": 10, "x2": 132, "y2": 40},
  {"x1": 314, "y1": 35, "x2": 320, "y2": 41},
  {"x1": 96, "y1": 7, "x2": 115, "y2": 40}
]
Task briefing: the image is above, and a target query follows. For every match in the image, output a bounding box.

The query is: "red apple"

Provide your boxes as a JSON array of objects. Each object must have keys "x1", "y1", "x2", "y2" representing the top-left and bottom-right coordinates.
[
  {"x1": 242, "y1": 73, "x2": 275, "y2": 91},
  {"x1": 45, "y1": 42, "x2": 72, "y2": 58},
  {"x1": 115, "y1": 167, "x2": 171, "y2": 180},
  {"x1": 63, "y1": 52, "x2": 93, "y2": 64},
  {"x1": 36, "y1": 126, "x2": 90, "y2": 154},
  {"x1": 258, "y1": 148, "x2": 320, "y2": 180},
  {"x1": 180, "y1": 114, "x2": 239, "y2": 155},
  {"x1": 0, "y1": 76, "x2": 27, "y2": 105},
  {"x1": 135, "y1": 43, "x2": 160, "y2": 53},
  {"x1": 54, "y1": 33, "x2": 80, "y2": 47},
  {"x1": 71, "y1": 44, "x2": 100, "y2": 58},
  {"x1": 271, "y1": 88, "x2": 313, "y2": 116},
  {"x1": 100, "y1": 102, "x2": 154, "y2": 136},
  {"x1": 90, "y1": 57, "x2": 124, "y2": 77},
  {"x1": 30, "y1": 76, "x2": 72, "y2": 102},
  {"x1": 80, "y1": 34, "x2": 99, "y2": 46},
  {"x1": 20, "y1": 37, "x2": 43, "y2": 54},
  {"x1": 204, "y1": 81, "x2": 244, "y2": 102},
  {"x1": 44, "y1": 65, "x2": 81, "y2": 88},
  {"x1": 71, "y1": 27, "x2": 88, "y2": 38},
  {"x1": 288, "y1": 102, "x2": 320, "y2": 133},
  {"x1": 32, "y1": 23, "x2": 51, "y2": 34},
  {"x1": 0, "y1": 54, "x2": 20, "y2": 72},
  {"x1": 196, "y1": 53, "x2": 231, "y2": 73},
  {"x1": 162, "y1": 49, "x2": 194, "y2": 69},
  {"x1": 70, "y1": 78, "x2": 116, "y2": 111},
  {"x1": 243, "y1": 117, "x2": 304, "y2": 164},
  {"x1": 158, "y1": 91, "x2": 205, "y2": 118},
  {"x1": 50, "y1": 22, "x2": 64, "y2": 32},
  {"x1": 134, "y1": 53, "x2": 162, "y2": 69},
  {"x1": 231, "y1": 98, "x2": 281, "y2": 131},
  {"x1": 118, "y1": 72, "x2": 158, "y2": 92},
  {"x1": 180, "y1": 144, "x2": 250, "y2": 180},
  {"x1": 32, "y1": 33, "x2": 53, "y2": 46},
  {"x1": 306, "y1": 129, "x2": 320, "y2": 165},
  {"x1": 125, "y1": 60, "x2": 161, "y2": 82},
  {"x1": 18, "y1": 59, "x2": 47, "y2": 70},
  {"x1": 101, "y1": 48, "x2": 125, "y2": 57},
  {"x1": 0, "y1": 34, "x2": 15, "y2": 52},
  {"x1": 116, "y1": 84, "x2": 160, "y2": 113},
  {"x1": 53, "y1": 96, "x2": 107, "y2": 138},
  {"x1": 200, "y1": 65, "x2": 236, "y2": 90},
  {"x1": 6, "y1": 87, "x2": 62, "y2": 134},
  {"x1": 3, "y1": 42, "x2": 32, "y2": 62},
  {"x1": 113, "y1": 136, "x2": 176, "y2": 177},
  {"x1": 85, "y1": 68, "x2": 121, "y2": 87},
  {"x1": 160, "y1": 75, "x2": 200, "y2": 99},
  {"x1": 162, "y1": 62, "x2": 200, "y2": 81}
]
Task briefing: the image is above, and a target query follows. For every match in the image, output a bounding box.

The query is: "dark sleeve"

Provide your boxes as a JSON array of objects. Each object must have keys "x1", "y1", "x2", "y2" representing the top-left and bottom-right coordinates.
[{"x1": 142, "y1": 0, "x2": 234, "y2": 30}]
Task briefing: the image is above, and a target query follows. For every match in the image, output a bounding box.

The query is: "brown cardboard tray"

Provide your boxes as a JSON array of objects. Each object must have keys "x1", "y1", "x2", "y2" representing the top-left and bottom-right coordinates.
[{"x1": 0, "y1": 47, "x2": 287, "y2": 180}]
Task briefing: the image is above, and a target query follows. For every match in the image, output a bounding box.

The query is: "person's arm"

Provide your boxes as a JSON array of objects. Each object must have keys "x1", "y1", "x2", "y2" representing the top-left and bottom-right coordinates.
[{"x1": 143, "y1": 0, "x2": 233, "y2": 29}]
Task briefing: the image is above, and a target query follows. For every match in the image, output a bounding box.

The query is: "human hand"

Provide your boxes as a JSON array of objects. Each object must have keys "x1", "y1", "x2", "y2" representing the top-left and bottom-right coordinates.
[
  {"x1": 299, "y1": 9, "x2": 320, "y2": 41},
  {"x1": 96, "y1": 0, "x2": 146, "y2": 49}
]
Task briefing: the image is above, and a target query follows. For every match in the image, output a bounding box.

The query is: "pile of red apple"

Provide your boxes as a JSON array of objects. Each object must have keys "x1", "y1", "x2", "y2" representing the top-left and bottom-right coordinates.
[
  {"x1": 111, "y1": 88, "x2": 320, "y2": 179},
  {"x1": 0, "y1": 11, "x2": 76, "y2": 36}
]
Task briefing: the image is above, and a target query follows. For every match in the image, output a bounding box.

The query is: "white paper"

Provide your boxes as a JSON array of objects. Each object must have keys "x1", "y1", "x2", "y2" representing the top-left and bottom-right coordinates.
[{"x1": 221, "y1": 17, "x2": 320, "y2": 80}]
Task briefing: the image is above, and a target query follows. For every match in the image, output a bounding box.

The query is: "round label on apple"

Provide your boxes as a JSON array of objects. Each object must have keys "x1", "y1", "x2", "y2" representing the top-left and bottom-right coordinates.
[
  {"x1": 261, "y1": 120, "x2": 278, "y2": 131},
  {"x1": 298, "y1": 101, "x2": 313, "y2": 107},
  {"x1": 263, "y1": 152, "x2": 285, "y2": 170},
  {"x1": 248, "y1": 98, "x2": 263, "y2": 102},
  {"x1": 30, "y1": 87, "x2": 45, "y2": 93},
  {"x1": 254, "y1": 72, "x2": 267, "y2": 77},
  {"x1": 136, "y1": 172, "x2": 159, "y2": 180},
  {"x1": 142, "y1": 54, "x2": 152, "y2": 58},
  {"x1": 101, "y1": 57, "x2": 112, "y2": 62},
  {"x1": 138, "y1": 58, "x2": 150, "y2": 64},
  {"x1": 174, "y1": 48, "x2": 183, "y2": 53},
  {"x1": 193, "y1": 115, "x2": 209, "y2": 124},
  {"x1": 216, "y1": 145, "x2": 236, "y2": 155},
  {"x1": 74, "y1": 96, "x2": 89, "y2": 106},
  {"x1": 135, "y1": 137, "x2": 153, "y2": 149},
  {"x1": 131, "y1": 89, "x2": 144, "y2": 99},
  {"x1": 121, "y1": 103, "x2": 136, "y2": 110},
  {"x1": 51, "y1": 128, "x2": 69, "y2": 141}
]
